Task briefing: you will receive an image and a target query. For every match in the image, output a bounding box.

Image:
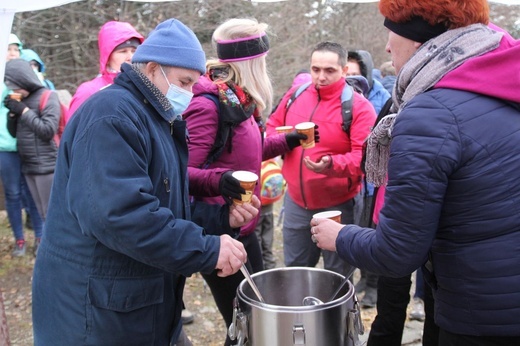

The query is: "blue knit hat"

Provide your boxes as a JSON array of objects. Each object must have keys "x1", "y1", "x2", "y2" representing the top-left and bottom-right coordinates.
[{"x1": 132, "y1": 19, "x2": 206, "y2": 75}]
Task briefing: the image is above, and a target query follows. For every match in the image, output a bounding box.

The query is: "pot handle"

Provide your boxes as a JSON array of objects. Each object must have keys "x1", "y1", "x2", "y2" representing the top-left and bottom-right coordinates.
[
  {"x1": 347, "y1": 294, "x2": 365, "y2": 346},
  {"x1": 228, "y1": 297, "x2": 248, "y2": 345}
]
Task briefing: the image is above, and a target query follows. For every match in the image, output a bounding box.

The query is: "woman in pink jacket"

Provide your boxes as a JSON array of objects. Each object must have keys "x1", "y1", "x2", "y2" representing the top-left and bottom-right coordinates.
[{"x1": 66, "y1": 21, "x2": 143, "y2": 121}]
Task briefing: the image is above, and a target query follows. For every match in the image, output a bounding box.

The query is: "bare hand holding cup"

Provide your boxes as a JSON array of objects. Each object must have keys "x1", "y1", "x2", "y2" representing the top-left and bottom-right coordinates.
[
  {"x1": 310, "y1": 212, "x2": 344, "y2": 251},
  {"x1": 229, "y1": 194, "x2": 260, "y2": 228}
]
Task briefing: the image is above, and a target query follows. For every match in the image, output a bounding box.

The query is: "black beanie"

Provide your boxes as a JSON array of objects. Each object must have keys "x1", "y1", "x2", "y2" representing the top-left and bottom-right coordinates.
[
  {"x1": 114, "y1": 38, "x2": 142, "y2": 51},
  {"x1": 384, "y1": 16, "x2": 448, "y2": 43}
]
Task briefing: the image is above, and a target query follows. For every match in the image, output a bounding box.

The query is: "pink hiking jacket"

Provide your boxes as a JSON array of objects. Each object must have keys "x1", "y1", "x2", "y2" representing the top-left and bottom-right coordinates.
[{"x1": 66, "y1": 21, "x2": 143, "y2": 121}]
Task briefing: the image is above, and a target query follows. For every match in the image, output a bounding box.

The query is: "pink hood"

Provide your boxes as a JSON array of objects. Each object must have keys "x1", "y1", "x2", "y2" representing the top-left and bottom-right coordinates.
[
  {"x1": 98, "y1": 21, "x2": 144, "y2": 76},
  {"x1": 67, "y1": 21, "x2": 144, "y2": 121},
  {"x1": 436, "y1": 24, "x2": 520, "y2": 103}
]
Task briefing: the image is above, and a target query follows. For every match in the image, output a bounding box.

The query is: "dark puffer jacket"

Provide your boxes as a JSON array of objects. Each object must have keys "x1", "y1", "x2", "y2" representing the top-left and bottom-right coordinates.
[
  {"x1": 337, "y1": 87, "x2": 520, "y2": 336},
  {"x1": 4, "y1": 58, "x2": 59, "y2": 175}
]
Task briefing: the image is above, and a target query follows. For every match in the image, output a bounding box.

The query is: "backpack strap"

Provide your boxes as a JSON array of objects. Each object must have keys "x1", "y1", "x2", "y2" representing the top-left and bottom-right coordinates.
[
  {"x1": 285, "y1": 82, "x2": 312, "y2": 110},
  {"x1": 39, "y1": 89, "x2": 52, "y2": 112},
  {"x1": 340, "y1": 84, "x2": 354, "y2": 134},
  {"x1": 199, "y1": 93, "x2": 222, "y2": 168},
  {"x1": 283, "y1": 82, "x2": 312, "y2": 126},
  {"x1": 283, "y1": 81, "x2": 356, "y2": 136}
]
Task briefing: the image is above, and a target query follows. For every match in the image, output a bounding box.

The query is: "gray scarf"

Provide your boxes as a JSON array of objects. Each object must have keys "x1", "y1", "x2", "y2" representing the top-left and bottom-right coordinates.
[{"x1": 365, "y1": 24, "x2": 503, "y2": 187}]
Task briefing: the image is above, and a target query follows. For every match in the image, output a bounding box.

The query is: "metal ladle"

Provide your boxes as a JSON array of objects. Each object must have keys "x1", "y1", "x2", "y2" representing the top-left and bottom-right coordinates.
[
  {"x1": 240, "y1": 264, "x2": 265, "y2": 303},
  {"x1": 302, "y1": 266, "x2": 356, "y2": 306}
]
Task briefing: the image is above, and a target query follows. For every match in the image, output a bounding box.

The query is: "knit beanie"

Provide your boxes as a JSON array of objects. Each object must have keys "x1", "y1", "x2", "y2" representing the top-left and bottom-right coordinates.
[
  {"x1": 132, "y1": 19, "x2": 206, "y2": 75},
  {"x1": 114, "y1": 38, "x2": 142, "y2": 51}
]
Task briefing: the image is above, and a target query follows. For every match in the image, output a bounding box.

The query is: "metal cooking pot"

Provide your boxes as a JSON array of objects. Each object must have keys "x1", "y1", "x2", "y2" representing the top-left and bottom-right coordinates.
[{"x1": 229, "y1": 267, "x2": 364, "y2": 346}]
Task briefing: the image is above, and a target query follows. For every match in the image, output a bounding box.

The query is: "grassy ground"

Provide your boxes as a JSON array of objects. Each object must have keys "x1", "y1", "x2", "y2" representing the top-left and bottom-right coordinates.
[{"x1": 0, "y1": 201, "x2": 402, "y2": 346}]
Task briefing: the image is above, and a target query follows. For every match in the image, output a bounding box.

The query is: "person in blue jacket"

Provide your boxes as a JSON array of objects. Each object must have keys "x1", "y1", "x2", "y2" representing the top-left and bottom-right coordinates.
[
  {"x1": 21, "y1": 49, "x2": 55, "y2": 90},
  {"x1": 32, "y1": 18, "x2": 260, "y2": 346},
  {"x1": 311, "y1": 0, "x2": 520, "y2": 344}
]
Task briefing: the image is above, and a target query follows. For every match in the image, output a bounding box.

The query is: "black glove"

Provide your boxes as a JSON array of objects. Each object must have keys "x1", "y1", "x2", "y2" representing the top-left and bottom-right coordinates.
[
  {"x1": 219, "y1": 171, "x2": 245, "y2": 204},
  {"x1": 314, "y1": 124, "x2": 320, "y2": 143},
  {"x1": 285, "y1": 124, "x2": 320, "y2": 149},
  {"x1": 285, "y1": 130, "x2": 307, "y2": 150},
  {"x1": 3, "y1": 96, "x2": 27, "y2": 117}
]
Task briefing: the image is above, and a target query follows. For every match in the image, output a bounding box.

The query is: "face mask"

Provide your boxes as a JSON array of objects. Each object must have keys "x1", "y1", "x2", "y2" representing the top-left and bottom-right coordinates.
[{"x1": 160, "y1": 66, "x2": 193, "y2": 116}]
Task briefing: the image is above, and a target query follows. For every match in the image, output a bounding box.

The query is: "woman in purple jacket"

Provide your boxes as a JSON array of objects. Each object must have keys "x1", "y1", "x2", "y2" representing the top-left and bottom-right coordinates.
[{"x1": 183, "y1": 18, "x2": 307, "y2": 346}]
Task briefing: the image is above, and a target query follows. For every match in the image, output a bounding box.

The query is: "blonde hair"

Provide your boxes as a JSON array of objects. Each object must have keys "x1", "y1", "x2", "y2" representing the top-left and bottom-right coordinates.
[{"x1": 207, "y1": 18, "x2": 273, "y2": 115}]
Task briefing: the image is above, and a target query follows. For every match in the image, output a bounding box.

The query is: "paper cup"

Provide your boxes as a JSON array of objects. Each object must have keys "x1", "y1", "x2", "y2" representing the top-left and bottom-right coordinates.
[
  {"x1": 295, "y1": 122, "x2": 315, "y2": 149},
  {"x1": 9, "y1": 93, "x2": 22, "y2": 101},
  {"x1": 313, "y1": 210, "x2": 342, "y2": 223},
  {"x1": 276, "y1": 126, "x2": 293, "y2": 134},
  {"x1": 232, "y1": 170, "x2": 258, "y2": 205}
]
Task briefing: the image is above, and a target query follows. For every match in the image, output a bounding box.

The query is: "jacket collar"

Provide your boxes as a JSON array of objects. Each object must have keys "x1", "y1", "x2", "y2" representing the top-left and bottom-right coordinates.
[
  {"x1": 117, "y1": 63, "x2": 176, "y2": 123},
  {"x1": 315, "y1": 78, "x2": 347, "y2": 101}
]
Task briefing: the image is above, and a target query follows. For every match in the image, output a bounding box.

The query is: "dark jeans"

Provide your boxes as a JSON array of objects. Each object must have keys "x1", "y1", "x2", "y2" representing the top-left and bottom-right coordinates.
[
  {"x1": 202, "y1": 232, "x2": 263, "y2": 346},
  {"x1": 367, "y1": 271, "x2": 438, "y2": 346},
  {"x1": 439, "y1": 329, "x2": 520, "y2": 346},
  {"x1": 0, "y1": 152, "x2": 43, "y2": 240},
  {"x1": 254, "y1": 204, "x2": 276, "y2": 269}
]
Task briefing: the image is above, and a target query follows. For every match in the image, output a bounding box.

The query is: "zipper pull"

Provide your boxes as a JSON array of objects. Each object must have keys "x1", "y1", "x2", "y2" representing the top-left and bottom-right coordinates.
[
  {"x1": 170, "y1": 121, "x2": 174, "y2": 135},
  {"x1": 164, "y1": 178, "x2": 170, "y2": 192}
]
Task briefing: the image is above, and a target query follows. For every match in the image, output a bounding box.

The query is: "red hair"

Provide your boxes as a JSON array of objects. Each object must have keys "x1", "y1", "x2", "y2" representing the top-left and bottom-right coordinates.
[{"x1": 379, "y1": 0, "x2": 489, "y2": 30}]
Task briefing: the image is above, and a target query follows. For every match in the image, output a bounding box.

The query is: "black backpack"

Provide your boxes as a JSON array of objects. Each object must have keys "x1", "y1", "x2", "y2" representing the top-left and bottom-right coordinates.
[{"x1": 199, "y1": 93, "x2": 262, "y2": 168}]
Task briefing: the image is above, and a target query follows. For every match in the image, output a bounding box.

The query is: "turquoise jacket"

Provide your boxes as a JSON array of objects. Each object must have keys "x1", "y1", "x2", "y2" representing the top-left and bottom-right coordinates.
[{"x1": 0, "y1": 83, "x2": 17, "y2": 152}]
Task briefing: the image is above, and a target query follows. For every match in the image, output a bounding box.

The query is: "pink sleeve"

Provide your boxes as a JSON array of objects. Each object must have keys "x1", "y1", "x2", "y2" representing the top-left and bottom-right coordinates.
[{"x1": 372, "y1": 184, "x2": 386, "y2": 225}]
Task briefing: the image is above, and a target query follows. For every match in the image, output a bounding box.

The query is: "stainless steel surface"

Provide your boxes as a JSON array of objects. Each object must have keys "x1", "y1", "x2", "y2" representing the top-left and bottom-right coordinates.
[
  {"x1": 302, "y1": 296, "x2": 324, "y2": 306},
  {"x1": 328, "y1": 266, "x2": 357, "y2": 302},
  {"x1": 240, "y1": 264, "x2": 265, "y2": 303},
  {"x1": 235, "y1": 267, "x2": 361, "y2": 346},
  {"x1": 302, "y1": 265, "x2": 356, "y2": 306}
]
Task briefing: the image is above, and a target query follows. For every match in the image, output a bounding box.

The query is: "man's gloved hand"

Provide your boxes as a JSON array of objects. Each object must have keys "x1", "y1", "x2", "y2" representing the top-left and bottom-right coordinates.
[
  {"x1": 285, "y1": 124, "x2": 320, "y2": 150},
  {"x1": 3, "y1": 96, "x2": 27, "y2": 118},
  {"x1": 220, "y1": 171, "x2": 245, "y2": 204}
]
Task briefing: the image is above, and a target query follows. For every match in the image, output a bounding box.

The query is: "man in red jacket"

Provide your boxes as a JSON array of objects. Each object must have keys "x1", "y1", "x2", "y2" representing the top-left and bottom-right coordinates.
[{"x1": 266, "y1": 41, "x2": 375, "y2": 278}]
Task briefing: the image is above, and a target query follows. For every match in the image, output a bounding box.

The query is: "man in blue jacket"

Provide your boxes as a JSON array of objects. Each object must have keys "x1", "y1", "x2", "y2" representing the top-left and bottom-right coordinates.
[
  {"x1": 312, "y1": 0, "x2": 520, "y2": 344},
  {"x1": 32, "y1": 18, "x2": 259, "y2": 346}
]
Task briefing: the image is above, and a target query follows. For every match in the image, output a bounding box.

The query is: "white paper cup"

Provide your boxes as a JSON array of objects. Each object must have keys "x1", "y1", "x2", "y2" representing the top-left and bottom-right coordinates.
[
  {"x1": 313, "y1": 210, "x2": 342, "y2": 223},
  {"x1": 231, "y1": 171, "x2": 258, "y2": 205}
]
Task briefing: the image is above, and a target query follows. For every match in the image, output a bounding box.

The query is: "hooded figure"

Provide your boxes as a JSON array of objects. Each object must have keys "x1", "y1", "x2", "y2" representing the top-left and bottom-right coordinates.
[
  {"x1": 347, "y1": 50, "x2": 390, "y2": 114},
  {"x1": 312, "y1": 0, "x2": 520, "y2": 342},
  {"x1": 3, "y1": 58, "x2": 60, "y2": 223},
  {"x1": 6, "y1": 34, "x2": 22, "y2": 61},
  {"x1": 21, "y1": 49, "x2": 55, "y2": 90},
  {"x1": 66, "y1": 20, "x2": 144, "y2": 120}
]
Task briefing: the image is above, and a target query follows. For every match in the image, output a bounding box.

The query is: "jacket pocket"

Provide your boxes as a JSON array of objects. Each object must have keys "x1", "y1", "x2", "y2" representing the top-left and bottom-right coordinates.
[{"x1": 86, "y1": 274, "x2": 164, "y2": 345}]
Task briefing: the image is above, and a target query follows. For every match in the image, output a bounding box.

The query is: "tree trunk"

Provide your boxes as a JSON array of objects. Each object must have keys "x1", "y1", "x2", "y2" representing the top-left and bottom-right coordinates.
[{"x1": 0, "y1": 289, "x2": 10, "y2": 346}]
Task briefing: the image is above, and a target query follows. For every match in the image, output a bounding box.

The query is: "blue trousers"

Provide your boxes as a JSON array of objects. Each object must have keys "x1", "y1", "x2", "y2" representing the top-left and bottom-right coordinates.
[{"x1": 0, "y1": 151, "x2": 43, "y2": 240}]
